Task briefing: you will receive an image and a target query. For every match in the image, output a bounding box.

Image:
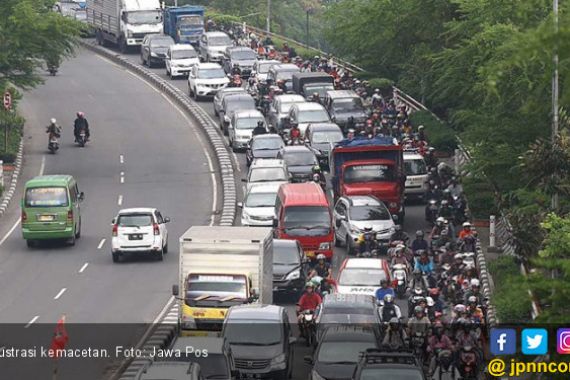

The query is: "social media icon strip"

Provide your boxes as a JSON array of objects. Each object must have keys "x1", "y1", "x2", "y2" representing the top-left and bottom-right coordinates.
[
  {"x1": 491, "y1": 328, "x2": 516, "y2": 355},
  {"x1": 557, "y1": 328, "x2": 570, "y2": 354},
  {"x1": 522, "y1": 329, "x2": 548, "y2": 355}
]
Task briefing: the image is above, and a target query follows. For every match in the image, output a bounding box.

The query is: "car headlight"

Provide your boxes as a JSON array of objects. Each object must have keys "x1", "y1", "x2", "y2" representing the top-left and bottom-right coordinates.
[
  {"x1": 285, "y1": 269, "x2": 300, "y2": 281},
  {"x1": 127, "y1": 30, "x2": 133, "y2": 38},
  {"x1": 270, "y1": 353, "x2": 286, "y2": 366},
  {"x1": 311, "y1": 370, "x2": 326, "y2": 380},
  {"x1": 150, "y1": 52, "x2": 158, "y2": 57},
  {"x1": 319, "y1": 242, "x2": 330, "y2": 250},
  {"x1": 181, "y1": 315, "x2": 196, "y2": 329},
  {"x1": 388, "y1": 202, "x2": 398, "y2": 209}
]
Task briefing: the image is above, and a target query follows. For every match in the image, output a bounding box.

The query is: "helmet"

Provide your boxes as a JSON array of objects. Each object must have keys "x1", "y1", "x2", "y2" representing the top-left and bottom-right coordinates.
[
  {"x1": 454, "y1": 304, "x2": 466, "y2": 313},
  {"x1": 413, "y1": 287, "x2": 423, "y2": 295},
  {"x1": 363, "y1": 225, "x2": 373, "y2": 232},
  {"x1": 419, "y1": 250, "x2": 428, "y2": 257},
  {"x1": 426, "y1": 297, "x2": 435, "y2": 307},
  {"x1": 50, "y1": 118, "x2": 57, "y2": 124},
  {"x1": 443, "y1": 189, "x2": 451, "y2": 195},
  {"x1": 233, "y1": 63, "x2": 239, "y2": 67},
  {"x1": 416, "y1": 230, "x2": 424, "y2": 238},
  {"x1": 468, "y1": 296, "x2": 478, "y2": 304},
  {"x1": 77, "y1": 112, "x2": 84, "y2": 118},
  {"x1": 428, "y1": 146, "x2": 435, "y2": 152},
  {"x1": 414, "y1": 306, "x2": 424, "y2": 315},
  {"x1": 413, "y1": 269, "x2": 421, "y2": 277},
  {"x1": 380, "y1": 279, "x2": 388, "y2": 286},
  {"x1": 316, "y1": 254, "x2": 326, "y2": 261},
  {"x1": 418, "y1": 125, "x2": 424, "y2": 130},
  {"x1": 454, "y1": 253, "x2": 463, "y2": 260},
  {"x1": 383, "y1": 294, "x2": 393, "y2": 304},
  {"x1": 374, "y1": 88, "x2": 380, "y2": 93},
  {"x1": 313, "y1": 92, "x2": 319, "y2": 97},
  {"x1": 394, "y1": 224, "x2": 401, "y2": 231},
  {"x1": 313, "y1": 165, "x2": 321, "y2": 173},
  {"x1": 441, "y1": 199, "x2": 449, "y2": 205},
  {"x1": 305, "y1": 282, "x2": 314, "y2": 289},
  {"x1": 463, "y1": 222, "x2": 472, "y2": 228},
  {"x1": 436, "y1": 217, "x2": 445, "y2": 224},
  {"x1": 470, "y1": 278, "x2": 480, "y2": 287}
]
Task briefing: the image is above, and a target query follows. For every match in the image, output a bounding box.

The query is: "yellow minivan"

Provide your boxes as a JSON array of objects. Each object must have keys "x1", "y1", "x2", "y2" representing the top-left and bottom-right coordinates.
[{"x1": 21, "y1": 175, "x2": 83, "y2": 247}]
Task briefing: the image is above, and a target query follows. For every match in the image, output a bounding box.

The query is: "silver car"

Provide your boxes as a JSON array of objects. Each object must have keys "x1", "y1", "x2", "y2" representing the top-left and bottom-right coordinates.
[
  {"x1": 229, "y1": 110, "x2": 267, "y2": 152},
  {"x1": 213, "y1": 88, "x2": 246, "y2": 117},
  {"x1": 333, "y1": 195, "x2": 396, "y2": 255},
  {"x1": 239, "y1": 183, "x2": 280, "y2": 227},
  {"x1": 267, "y1": 94, "x2": 306, "y2": 131},
  {"x1": 243, "y1": 159, "x2": 289, "y2": 193}
]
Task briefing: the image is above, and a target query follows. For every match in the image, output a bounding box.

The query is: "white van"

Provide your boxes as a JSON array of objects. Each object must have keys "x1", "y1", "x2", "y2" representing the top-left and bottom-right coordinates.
[{"x1": 403, "y1": 151, "x2": 428, "y2": 201}]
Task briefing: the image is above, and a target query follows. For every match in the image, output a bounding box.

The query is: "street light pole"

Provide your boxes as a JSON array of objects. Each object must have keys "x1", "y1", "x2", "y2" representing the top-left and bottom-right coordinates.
[
  {"x1": 552, "y1": 0, "x2": 560, "y2": 210},
  {"x1": 306, "y1": 10, "x2": 310, "y2": 48},
  {"x1": 266, "y1": 0, "x2": 271, "y2": 33}
]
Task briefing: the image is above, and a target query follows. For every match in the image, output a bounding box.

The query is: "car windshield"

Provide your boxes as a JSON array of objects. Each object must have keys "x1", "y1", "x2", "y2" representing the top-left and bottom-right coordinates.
[
  {"x1": 172, "y1": 49, "x2": 198, "y2": 59},
  {"x1": 249, "y1": 168, "x2": 288, "y2": 182},
  {"x1": 298, "y1": 109, "x2": 329, "y2": 123},
  {"x1": 226, "y1": 100, "x2": 255, "y2": 113},
  {"x1": 209, "y1": 36, "x2": 231, "y2": 46},
  {"x1": 178, "y1": 15, "x2": 203, "y2": 27},
  {"x1": 283, "y1": 151, "x2": 317, "y2": 166},
  {"x1": 232, "y1": 51, "x2": 256, "y2": 60},
  {"x1": 317, "y1": 341, "x2": 376, "y2": 364},
  {"x1": 312, "y1": 131, "x2": 343, "y2": 144},
  {"x1": 74, "y1": 10, "x2": 87, "y2": 21},
  {"x1": 258, "y1": 62, "x2": 275, "y2": 73},
  {"x1": 245, "y1": 192, "x2": 277, "y2": 207},
  {"x1": 252, "y1": 137, "x2": 283, "y2": 150},
  {"x1": 150, "y1": 38, "x2": 174, "y2": 48},
  {"x1": 236, "y1": 117, "x2": 264, "y2": 130},
  {"x1": 344, "y1": 164, "x2": 394, "y2": 184},
  {"x1": 405, "y1": 159, "x2": 427, "y2": 175},
  {"x1": 305, "y1": 84, "x2": 334, "y2": 98},
  {"x1": 349, "y1": 205, "x2": 390, "y2": 221},
  {"x1": 198, "y1": 68, "x2": 226, "y2": 79},
  {"x1": 276, "y1": 70, "x2": 298, "y2": 81},
  {"x1": 273, "y1": 246, "x2": 300, "y2": 265},
  {"x1": 359, "y1": 368, "x2": 423, "y2": 380},
  {"x1": 25, "y1": 187, "x2": 68, "y2": 207},
  {"x1": 223, "y1": 321, "x2": 282, "y2": 345},
  {"x1": 117, "y1": 214, "x2": 152, "y2": 227},
  {"x1": 339, "y1": 268, "x2": 387, "y2": 286},
  {"x1": 283, "y1": 206, "x2": 330, "y2": 236},
  {"x1": 279, "y1": 101, "x2": 301, "y2": 114},
  {"x1": 332, "y1": 98, "x2": 364, "y2": 112},
  {"x1": 187, "y1": 355, "x2": 229, "y2": 379},
  {"x1": 126, "y1": 10, "x2": 161, "y2": 24},
  {"x1": 318, "y1": 313, "x2": 376, "y2": 324}
]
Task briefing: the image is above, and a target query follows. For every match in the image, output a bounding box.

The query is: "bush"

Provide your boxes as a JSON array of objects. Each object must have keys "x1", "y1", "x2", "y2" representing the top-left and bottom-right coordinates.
[
  {"x1": 489, "y1": 256, "x2": 532, "y2": 323},
  {"x1": 368, "y1": 78, "x2": 394, "y2": 97},
  {"x1": 408, "y1": 110, "x2": 457, "y2": 154},
  {"x1": 463, "y1": 176, "x2": 498, "y2": 219},
  {"x1": 0, "y1": 113, "x2": 24, "y2": 164}
]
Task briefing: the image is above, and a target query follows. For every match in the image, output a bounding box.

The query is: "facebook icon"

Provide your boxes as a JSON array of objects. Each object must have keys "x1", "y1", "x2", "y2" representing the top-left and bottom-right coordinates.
[{"x1": 490, "y1": 328, "x2": 516, "y2": 355}]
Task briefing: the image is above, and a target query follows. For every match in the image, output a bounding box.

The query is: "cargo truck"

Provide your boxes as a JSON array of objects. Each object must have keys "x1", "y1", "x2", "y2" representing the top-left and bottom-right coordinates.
[
  {"x1": 331, "y1": 136, "x2": 406, "y2": 222},
  {"x1": 163, "y1": 5, "x2": 205, "y2": 45},
  {"x1": 292, "y1": 72, "x2": 335, "y2": 100},
  {"x1": 86, "y1": 0, "x2": 162, "y2": 52},
  {"x1": 172, "y1": 226, "x2": 273, "y2": 336}
]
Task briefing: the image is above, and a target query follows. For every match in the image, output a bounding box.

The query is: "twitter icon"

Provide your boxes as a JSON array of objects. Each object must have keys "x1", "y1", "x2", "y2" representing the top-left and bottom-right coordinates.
[{"x1": 522, "y1": 329, "x2": 548, "y2": 355}]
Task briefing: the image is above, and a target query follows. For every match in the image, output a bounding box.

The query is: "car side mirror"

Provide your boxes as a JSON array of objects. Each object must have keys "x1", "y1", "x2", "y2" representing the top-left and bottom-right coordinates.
[
  {"x1": 303, "y1": 355, "x2": 313, "y2": 365},
  {"x1": 272, "y1": 218, "x2": 278, "y2": 228},
  {"x1": 111, "y1": 218, "x2": 116, "y2": 225},
  {"x1": 163, "y1": 217, "x2": 170, "y2": 223},
  {"x1": 241, "y1": 178, "x2": 247, "y2": 183},
  {"x1": 237, "y1": 202, "x2": 243, "y2": 208},
  {"x1": 172, "y1": 285, "x2": 179, "y2": 296},
  {"x1": 79, "y1": 192, "x2": 85, "y2": 201}
]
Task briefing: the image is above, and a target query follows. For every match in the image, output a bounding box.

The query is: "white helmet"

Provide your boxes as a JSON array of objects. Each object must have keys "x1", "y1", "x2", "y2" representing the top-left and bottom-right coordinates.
[
  {"x1": 463, "y1": 222, "x2": 472, "y2": 228},
  {"x1": 316, "y1": 254, "x2": 326, "y2": 261},
  {"x1": 470, "y1": 278, "x2": 480, "y2": 287},
  {"x1": 50, "y1": 118, "x2": 57, "y2": 124}
]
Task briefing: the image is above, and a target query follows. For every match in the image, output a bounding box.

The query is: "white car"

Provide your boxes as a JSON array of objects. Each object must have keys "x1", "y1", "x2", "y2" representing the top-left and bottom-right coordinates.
[
  {"x1": 287, "y1": 102, "x2": 331, "y2": 136},
  {"x1": 199, "y1": 31, "x2": 233, "y2": 62},
  {"x1": 165, "y1": 44, "x2": 199, "y2": 79},
  {"x1": 404, "y1": 151, "x2": 428, "y2": 201},
  {"x1": 244, "y1": 159, "x2": 289, "y2": 193},
  {"x1": 337, "y1": 258, "x2": 391, "y2": 297},
  {"x1": 239, "y1": 183, "x2": 281, "y2": 227},
  {"x1": 252, "y1": 59, "x2": 280, "y2": 82},
  {"x1": 111, "y1": 208, "x2": 170, "y2": 263},
  {"x1": 229, "y1": 110, "x2": 267, "y2": 152},
  {"x1": 187, "y1": 62, "x2": 229, "y2": 100},
  {"x1": 268, "y1": 94, "x2": 306, "y2": 131}
]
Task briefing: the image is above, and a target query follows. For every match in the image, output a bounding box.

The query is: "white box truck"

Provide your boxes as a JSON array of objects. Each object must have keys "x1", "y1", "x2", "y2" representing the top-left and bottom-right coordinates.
[
  {"x1": 86, "y1": 0, "x2": 163, "y2": 52},
  {"x1": 172, "y1": 226, "x2": 273, "y2": 336}
]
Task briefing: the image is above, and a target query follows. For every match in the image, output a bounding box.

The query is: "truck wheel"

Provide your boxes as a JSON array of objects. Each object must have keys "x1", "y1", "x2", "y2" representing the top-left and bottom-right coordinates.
[
  {"x1": 334, "y1": 234, "x2": 341, "y2": 247},
  {"x1": 118, "y1": 38, "x2": 127, "y2": 53},
  {"x1": 26, "y1": 240, "x2": 35, "y2": 248},
  {"x1": 96, "y1": 31, "x2": 102, "y2": 45}
]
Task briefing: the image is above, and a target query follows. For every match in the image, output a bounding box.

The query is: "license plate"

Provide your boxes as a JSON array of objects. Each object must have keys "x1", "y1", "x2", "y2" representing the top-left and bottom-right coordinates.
[
  {"x1": 305, "y1": 251, "x2": 315, "y2": 258},
  {"x1": 38, "y1": 215, "x2": 55, "y2": 222},
  {"x1": 241, "y1": 374, "x2": 261, "y2": 379},
  {"x1": 129, "y1": 234, "x2": 142, "y2": 240}
]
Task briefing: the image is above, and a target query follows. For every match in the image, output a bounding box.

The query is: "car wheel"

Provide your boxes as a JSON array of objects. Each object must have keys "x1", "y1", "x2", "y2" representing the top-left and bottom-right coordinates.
[
  {"x1": 112, "y1": 252, "x2": 120, "y2": 263},
  {"x1": 346, "y1": 235, "x2": 353, "y2": 256},
  {"x1": 141, "y1": 55, "x2": 146, "y2": 66},
  {"x1": 68, "y1": 233, "x2": 76, "y2": 246},
  {"x1": 75, "y1": 220, "x2": 81, "y2": 239},
  {"x1": 230, "y1": 139, "x2": 237, "y2": 152},
  {"x1": 192, "y1": 87, "x2": 199, "y2": 100},
  {"x1": 163, "y1": 241, "x2": 168, "y2": 254},
  {"x1": 26, "y1": 239, "x2": 35, "y2": 248},
  {"x1": 214, "y1": 107, "x2": 219, "y2": 117},
  {"x1": 118, "y1": 37, "x2": 127, "y2": 53},
  {"x1": 156, "y1": 248, "x2": 164, "y2": 261},
  {"x1": 148, "y1": 58, "x2": 153, "y2": 68},
  {"x1": 188, "y1": 84, "x2": 194, "y2": 97}
]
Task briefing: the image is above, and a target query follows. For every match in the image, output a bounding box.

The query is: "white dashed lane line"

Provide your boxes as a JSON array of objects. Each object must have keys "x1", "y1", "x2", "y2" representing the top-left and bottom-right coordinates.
[
  {"x1": 120, "y1": 172, "x2": 125, "y2": 183},
  {"x1": 97, "y1": 238, "x2": 106, "y2": 250},
  {"x1": 25, "y1": 316, "x2": 39, "y2": 328},
  {"x1": 53, "y1": 288, "x2": 67, "y2": 300},
  {"x1": 118, "y1": 195, "x2": 123, "y2": 206},
  {"x1": 79, "y1": 263, "x2": 89, "y2": 273},
  {"x1": 120, "y1": 154, "x2": 124, "y2": 164}
]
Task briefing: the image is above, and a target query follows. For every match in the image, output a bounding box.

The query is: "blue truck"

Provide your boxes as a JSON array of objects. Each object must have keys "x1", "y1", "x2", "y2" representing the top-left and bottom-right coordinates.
[{"x1": 163, "y1": 5, "x2": 204, "y2": 45}]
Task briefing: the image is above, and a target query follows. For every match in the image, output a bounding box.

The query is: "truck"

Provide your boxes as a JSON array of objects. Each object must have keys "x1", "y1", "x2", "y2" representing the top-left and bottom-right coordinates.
[
  {"x1": 163, "y1": 5, "x2": 205, "y2": 45},
  {"x1": 172, "y1": 226, "x2": 273, "y2": 336},
  {"x1": 292, "y1": 72, "x2": 335, "y2": 100},
  {"x1": 86, "y1": 0, "x2": 163, "y2": 53},
  {"x1": 331, "y1": 136, "x2": 406, "y2": 222}
]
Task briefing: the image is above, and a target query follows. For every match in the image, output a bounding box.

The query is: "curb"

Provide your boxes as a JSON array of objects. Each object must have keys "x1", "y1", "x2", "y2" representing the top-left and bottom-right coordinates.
[
  {"x1": 0, "y1": 140, "x2": 24, "y2": 218},
  {"x1": 475, "y1": 237, "x2": 498, "y2": 327}
]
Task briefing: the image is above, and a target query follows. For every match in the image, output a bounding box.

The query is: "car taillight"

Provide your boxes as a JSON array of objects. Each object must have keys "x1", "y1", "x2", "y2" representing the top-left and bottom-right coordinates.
[
  {"x1": 112, "y1": 224, "x2": 118, "y2": 237},
  {"x1": 21, "y1": 211, "x2": 27, "y2": 222},
  {"x1": 153, "y1": 223, "x2": 160, "y2": 236},
  {"x1": 67, "y1": 210, "x2": 73, "y2": 221}
]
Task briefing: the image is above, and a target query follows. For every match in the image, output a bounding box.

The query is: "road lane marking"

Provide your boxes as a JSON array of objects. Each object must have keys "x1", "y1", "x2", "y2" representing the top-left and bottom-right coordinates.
[
  {"x1": 39, "y1": 156, "x2": 45, "y2": 176},
  {"x1": 79, "y1": 263, "x2": 89, "y2": 273},
  {"x1": 120, "y1": 172, "x2": 125, "y2": 183},
  {"x1": 53, "y1": 288, "x2": 66, "y2": 300},
  {"x1": 231, "y1": 152, "x2": 241, "y2": 172},
  {"x1": 25, "y1": 316, "x2": 39, "y2": 328},
  {"x1": 119, "y1": 154, "x2": 124, "y2": 164},
  {"x1": 118, "y1": 195, "x2": 123, "y2": 206},
  {"x1": 97, "y1": 238, "x2": 106, "y2": 250}
]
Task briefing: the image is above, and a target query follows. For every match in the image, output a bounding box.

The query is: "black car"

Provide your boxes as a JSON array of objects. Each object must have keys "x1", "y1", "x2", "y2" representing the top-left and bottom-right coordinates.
[
  {"x1": 167, "y1": 337, "x2": 234, "y2": 380},
  {"x1": 246, "y1": 134, "x2": 285, "y2": 167},
  {"x1": 305, "y1": 123, "x2": 344, "y2": 170},
  {"x1": 277, "y1": 146, "x2": 319, "y2": 183},
  {"x1": 352, "y1": 349, "x2": 426, "y2": 380},
  {"x1": 272, "y1": 239, "x2": 307, "y2": 296},
  {"x1": 140, "y1": 34, "x2": 175, "y2": 68},
  {"x1": 324, "y1": 90, "x2": 368, "y2": 131},
  {"x1": 305, "y1": 326, "x2": 380, "y2": 380}
]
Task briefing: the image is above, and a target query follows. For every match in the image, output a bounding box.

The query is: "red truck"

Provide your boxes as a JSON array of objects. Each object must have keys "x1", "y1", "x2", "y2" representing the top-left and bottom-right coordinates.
[{"x1": 331, "y1": 136, "x2": 406, "y2": 222}]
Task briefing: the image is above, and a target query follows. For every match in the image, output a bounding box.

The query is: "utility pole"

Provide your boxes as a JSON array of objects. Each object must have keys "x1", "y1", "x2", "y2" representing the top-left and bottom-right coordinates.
[
  {"x1": 552, "y1": 0, "x2": 560, "y2": 210},
  {"x1": 266, "y1": 0, "x2": 271, "y2": 33},
  {"x1": 306, "y1": 10, "x2": 310, "y2": 48}
]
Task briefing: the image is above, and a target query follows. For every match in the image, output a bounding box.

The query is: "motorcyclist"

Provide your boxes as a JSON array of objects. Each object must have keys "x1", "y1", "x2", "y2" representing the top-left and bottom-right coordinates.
[
  {"x1": 417, "y1": 125, "x2": 427, "y2": 142},
  {"x1": 427, "y1": 322, "x2": 454, "y2": 374},
  {"x1": 356, "y1": 225, "x2": 377, "y2": 256},
  {"x1": 408, "y1": 305, "x2": 431, "y2": 336},
  {"x1": 310, "y1": 92, "x2": 320, "y2": 103},
  {"x1": 411, "y1": 230, "x2": 429, "y2": 254},
  {"x1": 276, "y1": 79, "x2": 287, "y2": 92},
  {"x1": 289, "y1": 123, "x2": 301, "y2": 144},
  {"x1": 372, "y1": 89, "x2": 383, "y2": 108},
  {"x1": 429, "y1": 288, "x2": 445, "y2": 314},
  {"x1": 424, "y1": 147, "x2": 438, "y2": 169},
  {"x1": 231, "y1": 63, "x2": 241, "y2": 76},
  {"x1": 379, "y1": 294, "x2": 401, "y2": 322},
  {"x1": 73, "y1": 112, "x2": 90, "y2": 142},
  {"x1": 296, "y1": 282, "x2": 322, "y2": 327},
  {"x1": 375, "y1": 279, "x2": 395, "y2": 302},
  {"x1": 309, "y1": 254, "x2": 331, "y2": 279},
  {"x1": 467, "y1": 296, "x2": 485, "y2": 324},
  {"x1": 458, "y1": 222, "x2": 475, "y2": 240},
  {"x1": 414, "y1": 251, "x2": 434, "y2": 275},
  {"x1": 463, "y1": 278, "x2": 482, "y2": 305},
  {"x1": 382, "y1": 318, "x2": 408, "y2": 349},
  {"x1": 46, "y1": 118, "x2": 62, "y2": 139},
  {"x1": 408, "y1": 270, "x2": 425, "y2": 292},
  {"x1": 447, "y1": 177, "x2": 463, "y2": 198},
  {"x1": 252, "y1": 121, "x2": 267, "y2": 136},
  {"x1": 346, "y1": 128, "x2": 355, "y2": 140},
  {"x1": 391, "y1": 246, "x2": 410, "y2": 271},
  {"x1": 389, "y1": 224, "x2": 409, "y2": 244},
  {"x1": 311, "y1": 165, "x2": 326, "y2": 189}
]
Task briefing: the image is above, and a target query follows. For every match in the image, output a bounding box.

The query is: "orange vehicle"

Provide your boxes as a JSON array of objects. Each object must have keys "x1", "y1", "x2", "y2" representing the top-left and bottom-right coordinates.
[{"x1": 274, "y1": 182, "x2": 334, "y2": 260}]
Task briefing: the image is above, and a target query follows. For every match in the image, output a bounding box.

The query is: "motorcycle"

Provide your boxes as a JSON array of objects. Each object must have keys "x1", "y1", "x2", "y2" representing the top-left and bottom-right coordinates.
[
  {"x1": 459, "y1": 235, "x2": 477, "y2": 253},
  {"x1": 76, "y1": 128, "x2": 87, "y2": 147},
  {"x1": 425, "y1": 199, "x2": 439, "y2": 224},
  {"x1": 47, "y1": 64, "x2": 58, "y2": 76},
  {"x1": 457, "y1": 345, "x2": 478, "y2": 379},
  {"x1": 392, "y1": 264, "x2": 408, "y2": 298},
  {"x1": 410, "y1": 331, "x2": 426, "y2": 364},
  {"x1": 312, "y1": 173, "x2": 326, "y2": 192},
  {"x1": 48, "y1": 135, "x2": 59, "y2": 154},
  {"x1": 299, "y1": 310, "x2": 316, "y2": 347},
  {"x1": 228, "y1": 74, "x2": 242, "y2": 88}
]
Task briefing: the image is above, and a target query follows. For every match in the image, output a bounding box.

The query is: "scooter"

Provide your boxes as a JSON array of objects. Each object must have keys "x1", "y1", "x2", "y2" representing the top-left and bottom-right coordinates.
[
  {"x1": 299, "y1": 310, "x2": 316, "y2": 347},
  {"x1": 392, "y1": 264, "x2": 408, "y2": 298},
  {"x1": 76, "y1": 129, "x2": 87, "y2": 147},
  {"x1": 456, "y1": 345, "x2": 478, "y2": 379},
  {"x1": 425, "y1": 199, "x2": 439, "y2": 224},
  {"x1": 48, "y1": 136, "x2": 59, "y2": 153},
  {"x1": 47, "y1": 64, "x2": 58, "y2": 76}
]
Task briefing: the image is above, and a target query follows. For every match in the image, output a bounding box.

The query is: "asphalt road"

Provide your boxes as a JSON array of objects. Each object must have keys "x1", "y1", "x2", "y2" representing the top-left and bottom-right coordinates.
[{"x1": 0, "y1": 49, "x2": 215, "y2": 379}]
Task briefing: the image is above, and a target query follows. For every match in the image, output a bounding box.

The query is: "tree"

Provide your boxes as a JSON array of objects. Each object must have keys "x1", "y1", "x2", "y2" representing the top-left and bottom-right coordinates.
[{"x1": 0, "y1": 0, "x2": 82, "y2": 90}]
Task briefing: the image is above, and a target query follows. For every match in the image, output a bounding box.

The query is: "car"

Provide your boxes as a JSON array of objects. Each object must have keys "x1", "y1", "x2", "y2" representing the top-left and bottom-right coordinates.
[
  {"x1": 198, "y1": 31, "x2": 233, "y2": 62},
  {"x1": 222, "y1": 46, "x2": 257, "y2": 77},
  {"x1": 110, "y1": 207, "x2": 170, "y2": 262},
  {"x1": 135, "y1": 361, "x2": 202, "y2": 380},
  {"x1": 276, "y1": 145, "x2": 319, "y2": 183},
  {"x1": 305, "y1": 326, "x2": 380, "y2": 380},
  {"x1": 337, "y1": 258, "x2": 391, "y2": 297},
  {"x1": 222, "y1": 304, "x2": 296, "y2": 380},
  {"x1": 267, "y1": 63, "x2": 301, "y2": 92},
  {"x1": 314, "y1": 293, "x2": 382, "y2": 341},
  {"x1": 272, "y1": 239, "x2": 307, "y2": 296},
  {"x1": 140, "y1": 34, "x2": 175, "y2": 68},
  {"x1": 219, "y1": 94, "x2": 256, "y2": 135},
  {"x1": 246, "y1": 134, "x2": 284, "y2": 167},
  {"x1": 267, "y1": 94, "x2": 306, "y2": 132},
  {"x1": 252, "y1": 59, "x2": 281, "y2": 82},
  {"x1": 229, "y1": 110, "x2": 267, "y2": 152},
  {"x1": 213, "y1": 87, "x2": 247, "y2": 117},
  {"x1": 304, "y1": 123, "x2": 344, "y2": 170},
  {"x1": 239, "y1": 183, "x2": 280, "y2": 227},
  {"x1": 165, "y1": 44, "x2": 199, "y2": 79},
  {"x1": 352, "y1": 349, "x2": 426, "y2": 380},
  {"x1": 168, "y1": 337, "x2": 234, "y2": 380},
  {"x1": 187, "y1": 62, "x2": 229, "y2": 100},
  {"x1": 324, "y1": 90, "x2": 368, "y2": 130},
  {"x1": 404, "y1": 151, "x2": 428, "y2": 201},
  {"x1": 243, "y1": 159, "x2": 289, "y2": 193},
  {"x1": 286, "y1": 102, "x2": 331, "y2": 136},
  {"x1": 333, "y1": 195, "x2": 396, "y2": 255}
]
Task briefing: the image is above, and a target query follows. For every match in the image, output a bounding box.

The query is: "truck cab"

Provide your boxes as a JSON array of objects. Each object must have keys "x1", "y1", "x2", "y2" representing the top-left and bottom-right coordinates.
[
  {"x1": 403, "y1": 150, "x2": 428, "y2": 201},
  {"x1": 292, "y1": 72, "x2": 335, "y2": 100},
  {"x1": 163, "y1": 5, "x2": 204, "y2": 45},
  {"x1": 324, "y1": 90, "x2": 368, "y2": 130}
]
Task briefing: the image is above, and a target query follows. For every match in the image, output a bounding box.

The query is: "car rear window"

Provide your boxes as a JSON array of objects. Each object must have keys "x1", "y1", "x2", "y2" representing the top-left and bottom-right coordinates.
[
  {"x1": 25, "y1": 187, "x2": 68, "y2": 207},
  {"x1": 117, "y1": 214, "x2": 153, "y2": 227}
]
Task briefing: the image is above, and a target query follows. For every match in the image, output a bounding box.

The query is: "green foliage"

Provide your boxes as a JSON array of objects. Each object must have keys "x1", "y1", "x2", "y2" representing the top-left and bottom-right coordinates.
[
  {"x1": 408, "y1": 111, "x2": 457, "y2": 153},
  {"x1": 368, "y1": 78, "x2": 393, "y2": 92},
  {"x1": 528, "y1": 257, "x2": 570, "y2": 324},
  {"x1": 462, "y1": 176, "x2": 498, "y2": 219},
  {"x1": 489, "y1": 256, "x2": 532, "y2": 323},
  {"x1": 538, "y1": 213, "x2": 570, "y2": 259},
  {"x1": 0, "y1": 112, "x2": 24, "y2": 164}
]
